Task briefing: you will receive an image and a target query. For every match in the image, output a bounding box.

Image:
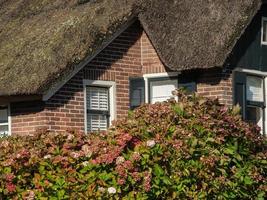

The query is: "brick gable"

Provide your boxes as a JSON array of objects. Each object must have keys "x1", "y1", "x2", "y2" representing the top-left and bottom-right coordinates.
[{"x1": 10, "y1": 21, "x2": 233, "y2": 135}]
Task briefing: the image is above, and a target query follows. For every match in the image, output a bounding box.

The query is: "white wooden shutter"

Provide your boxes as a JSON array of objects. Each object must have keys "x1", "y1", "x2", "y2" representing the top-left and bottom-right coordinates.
[
  {"x1": 87, "y1": 114, "x2": 108, "y2": 132},
  {"x1": 86, "y1": 87, "x2": 109, "y2": 132},
  {"x1": 87, "y1": 87, "x2": 109, "y2": 111},
  {"x1": 150, "y1": 79, "x2": 178, "y2": 104}
]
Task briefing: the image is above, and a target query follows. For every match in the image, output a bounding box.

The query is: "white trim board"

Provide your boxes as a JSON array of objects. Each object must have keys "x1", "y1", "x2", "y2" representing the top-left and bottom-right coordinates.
[
  {"x1": 8, "y1": 103, "x2": 11, "y2": 135},
  {"x1": 0, "y1": 104, "x2": 11, "y2": 136},
  {"x1": 264, "y1": 77, "x2": 267, "y2": 134},
  {"x1": 143, "y1": 72, "x2": 180, "y2": 79},
  {"x1": 83, "y1": 80, "x2": 116, "y2": 133},
  {"x1": 235, "y1": 68, "x2": 267, "y2": 135},
  {"x1": 234, "y1": 67, "x2": 267, "y2": 76},
  {"x1": 42, "y1": 17, "x2": 137, "y2": 101}
]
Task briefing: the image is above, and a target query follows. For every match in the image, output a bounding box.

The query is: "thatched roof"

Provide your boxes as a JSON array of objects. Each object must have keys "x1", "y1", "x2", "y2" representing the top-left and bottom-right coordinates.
[
  {"x1": 0, "y1": 0, "x2": 140, "y2": 96},
  {"x1": 139, "y1": 0, "x2": 262, "y2": 70},
  {"x1": 0, "y1": 0, "x2": 262, "y2": 96}
]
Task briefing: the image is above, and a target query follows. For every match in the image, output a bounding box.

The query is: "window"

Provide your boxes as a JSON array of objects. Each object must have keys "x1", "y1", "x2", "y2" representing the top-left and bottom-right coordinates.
[
  {"x1": 129, "y1": 73, "x2": 196, "y2": 108},
  {"x1": 246, "y1": 76, "x2": 264, "y2": 130},
  {"x1": 261, "y1": 17, "x2": 267, "y2": 45},
  {"x1": 0, "y1": 105, "x2": 10, "y2": 136},
  {"x1": 234, "y1": 71, "x2": 265, "y2": 135},
  {"x1": 130, "y1": 78, "x2": 145, "y2": 110},
  {"x1": 149, "y1": 78, "x2": 178, "y2": 104},
  {"x1": 179, "y1": 82, "x2": 197, "y2": 93},
  {"x1": 84, "y1": 80, "x2": 115, "y2": 133}
]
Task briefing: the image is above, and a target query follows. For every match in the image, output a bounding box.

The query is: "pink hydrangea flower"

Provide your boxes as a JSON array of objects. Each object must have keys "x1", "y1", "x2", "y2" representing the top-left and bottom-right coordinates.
[
  {"x1": 117, "y1": 178, "x2": 126, "y2": 185},
  {"x1": 131, "y1": 172, "x2": 141, "y2": 182},
  {"x1": 131, "y1": 152, "x2": 141, "y2": 161},
  {"x1": 5, "y1": 173, "x2": 14, "y2": 182},
  {"x1": 6, "y1": 183, "x2": 16, "y2": 193},
  {"x1": 27, "y1": 190, "x2": 35, "y2": 200},
  {"x1": 143, "y1": 171, "x2": 152, "y2": 192}
]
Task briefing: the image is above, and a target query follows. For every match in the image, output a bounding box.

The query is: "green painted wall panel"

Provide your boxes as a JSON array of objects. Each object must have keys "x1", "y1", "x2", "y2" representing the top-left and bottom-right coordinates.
[{"x1": 229, "y1": 5, "x2": 267, "y2": 71}]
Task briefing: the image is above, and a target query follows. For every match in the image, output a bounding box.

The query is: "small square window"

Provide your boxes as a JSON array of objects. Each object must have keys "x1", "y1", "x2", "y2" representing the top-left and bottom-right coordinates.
[
  {"x1": 149, "y1": 79, "x2": 178, "y2": 104},
  {"x1": 261, "y1": 18, "x2": 267, "y2": 45}
]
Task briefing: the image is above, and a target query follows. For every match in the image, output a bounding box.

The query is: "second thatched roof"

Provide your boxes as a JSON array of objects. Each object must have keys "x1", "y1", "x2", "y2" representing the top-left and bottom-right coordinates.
[
  {"x1": 140, "y1": 0, "x2": 262, "y2": 70},
  {"x1": 0, "y1": 0, "x2": 262, "y2": 96}
]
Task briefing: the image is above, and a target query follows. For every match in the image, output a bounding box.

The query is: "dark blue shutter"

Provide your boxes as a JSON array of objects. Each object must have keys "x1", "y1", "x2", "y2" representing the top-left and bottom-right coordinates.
[
  {"x1": 129, "y1": 78, "x2": 145, "y2": 110},
  {"x1": 233, "y1": 71, "x2": 247, "y2": 119}
]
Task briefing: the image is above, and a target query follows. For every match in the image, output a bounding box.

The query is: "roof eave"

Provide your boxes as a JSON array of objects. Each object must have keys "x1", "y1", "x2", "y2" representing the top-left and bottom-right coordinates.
[{"x1": 42, "y1": 17, "x2": 137, "y2": 101}]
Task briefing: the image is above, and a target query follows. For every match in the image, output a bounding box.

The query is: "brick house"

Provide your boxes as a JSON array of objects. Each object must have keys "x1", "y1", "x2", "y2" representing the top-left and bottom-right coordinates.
[{"x1": 0, "y1": 0, "x2": 266, "y2": 135}]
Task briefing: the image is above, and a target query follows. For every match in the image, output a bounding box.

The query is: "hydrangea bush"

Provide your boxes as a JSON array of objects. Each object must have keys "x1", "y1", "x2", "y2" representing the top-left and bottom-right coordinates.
[{"x1": 0, "y1": 91, "x2": 266, "y2": 199}]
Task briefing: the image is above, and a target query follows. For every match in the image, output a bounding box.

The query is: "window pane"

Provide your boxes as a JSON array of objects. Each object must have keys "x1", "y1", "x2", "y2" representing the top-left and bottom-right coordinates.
[
  {"x1": 246, "y1": 106, "x2": 263, "y2": 131},
  {"x1": 246, "y1": 76, "x2": 263, "y2": 102},
  {"x1": 0, "y1": 107, "x2": 8, "y2": 124},
  {"x1": 179, "y1": 82, "x2": 196, "y2": 93},
  {"x1": 150, "y1": 79, "x2": 178, "y2": 104},
  {"x1": 131, "y1": 89, "x2": 144, "y2": 108},
  {"x1": 263, "y1": 19, "x2": 267, "y2": 42},
  {"x1": 130, "y1": 78, "x2": 145, "y2": 109},
  {"x1": 0, "y1": 125, "x2": 8, "y2": 136},
  {"x1": 87, "y1": 87, "x2": 109, "y2": 111},
  {"x1": 87, "y1": 114, "x2": 107, "y2": 132}
]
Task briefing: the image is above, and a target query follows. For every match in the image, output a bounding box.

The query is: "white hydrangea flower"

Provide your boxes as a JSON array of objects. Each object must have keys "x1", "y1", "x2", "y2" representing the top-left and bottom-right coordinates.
[
  {"x1": 116, "y1": 156, "x2": 125, "y2": 165},
  {"x1": 82, "y1": 161, "x2": 90, "y2": 167},
  {"x1": 98, "y1": 187, "x2": 105, "y2": 193},
  {"x1": 108, "y1": 187, "x2": 116, "y2": 194},
  {"x1": 82, "y1": 145, "x2": 92, "y2": 158},
  {"x1": 146, "y1": 140, "x2": 156, "y2": 148},
  {"x1": 67, "y1": 134, "x2": 74, "y2": 140},
  {"x1": 43, "y1": 154, "x2": 52, "y2": 159},
  {"x1": 70, "y1": 152, "x2": 80, "y2": 159}
]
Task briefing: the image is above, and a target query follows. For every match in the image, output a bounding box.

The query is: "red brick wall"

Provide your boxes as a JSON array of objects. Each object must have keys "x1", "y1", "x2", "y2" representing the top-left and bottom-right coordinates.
[
  {"x1": 141, "y1": 31, "x2": 172, "y2": 74},
  {"x1": 10, "y1": 21, "x2": 233, "y2": 135},
  {"x1": 45, "y1": 71, "x2": 85, "y2": 133},
  {"x1": 82, "y1": 22, "x2": 143, "y2": 119},
  {"x1": 11, "y1": 101, "x2": 48, "y2": 135},
  {"x1": 11, "y1": 21, "x2": 144, "y2": 135},
  {"x1": 196, "y1": 67, "x2": 233, "y2": 106},
  {"x1": 140, "y1": 29, "x2": 233, "y2": 106}
]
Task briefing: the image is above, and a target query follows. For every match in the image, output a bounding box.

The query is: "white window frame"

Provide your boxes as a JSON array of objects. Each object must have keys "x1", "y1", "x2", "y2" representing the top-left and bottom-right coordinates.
[
  {"x1": 235, "y1": 68, "x2": 267, "y2": 135},
  {"x1": 261, "y1": 17, "x2": 267, "y2": 45},
  {"x1": 143, "y1": 72, "x2": 180, "y2": 103},
  {"x1": 83, "y1": 80, "x2": 116, "y2": 133},
  {"x1": 0, "y1": 104, "x2": 11, "y2": 136}
]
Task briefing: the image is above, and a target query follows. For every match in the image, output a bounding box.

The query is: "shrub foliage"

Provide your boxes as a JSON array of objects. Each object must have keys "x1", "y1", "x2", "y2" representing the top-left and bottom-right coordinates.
[{"x1": 0, "y1": 92, "x2": 267, "y2": 199}]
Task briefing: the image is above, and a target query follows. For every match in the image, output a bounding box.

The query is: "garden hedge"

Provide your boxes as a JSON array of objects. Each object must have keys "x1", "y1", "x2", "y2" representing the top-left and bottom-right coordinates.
[{"x1": 0, "y1": 91, "x2": 266, "y2": 199}]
